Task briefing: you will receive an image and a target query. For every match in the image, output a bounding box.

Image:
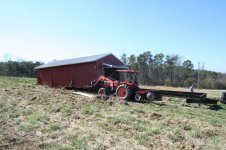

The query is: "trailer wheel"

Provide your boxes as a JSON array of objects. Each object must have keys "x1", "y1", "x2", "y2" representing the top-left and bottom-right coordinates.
[
  {"x1": 135, "y1": 94, "x2": 142, "y2": 102},
  {"x1": 146, "y1": 92, "x2": 155, "y2": 101},
  {"x1": 98, "y1": 88, "x2": 106, "y2": 96},
  {"x1": 116, "y1": 85, "x2": 131, "y2": 100}
]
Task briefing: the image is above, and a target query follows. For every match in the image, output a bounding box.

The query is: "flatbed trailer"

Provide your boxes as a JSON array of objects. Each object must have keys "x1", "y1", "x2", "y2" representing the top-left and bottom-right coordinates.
[{"x1": 136, "y1": 89, "x2": 218, "y2": 104}]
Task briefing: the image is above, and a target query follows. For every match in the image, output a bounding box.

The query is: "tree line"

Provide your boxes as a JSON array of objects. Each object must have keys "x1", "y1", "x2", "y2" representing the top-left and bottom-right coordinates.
[
  {"x1": 121, "y1": 51, "x2": 226, "y2": 89},
  {"x1": 0, "y1": 61, "x2": 43, "y2": 78}
]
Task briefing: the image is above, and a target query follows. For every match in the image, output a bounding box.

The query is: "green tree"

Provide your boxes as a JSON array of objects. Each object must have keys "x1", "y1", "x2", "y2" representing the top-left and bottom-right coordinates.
[
  {"x1": 153, "y1": 53, "x2": 165, "y2": 85},
  {"x1": 121, "y1": 53, "x2": 127, "y2": 65},
  {"x1": 137, "y1": 51, "x2": 153, "y2": 84},
  {"x1": 164, "y1": 55, "x2": 179, "y2": 86},
  {"x1": 0, "y1": 61, "x2": 43, "y2": 77},
  {"x1": 128, "y1": 54, "x2": 138, "y2": 70},
  {"x1": 182, "y1": 60, "x2": 195, "y2": 86}
]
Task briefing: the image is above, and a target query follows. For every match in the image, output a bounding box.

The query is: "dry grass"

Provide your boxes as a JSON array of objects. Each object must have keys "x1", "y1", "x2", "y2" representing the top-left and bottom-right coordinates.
[{"x1": 1, "y1": 76, "x2": 226, "y2": 149}]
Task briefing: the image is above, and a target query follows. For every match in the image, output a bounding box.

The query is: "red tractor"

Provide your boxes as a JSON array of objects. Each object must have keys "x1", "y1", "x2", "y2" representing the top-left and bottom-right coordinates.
[
  {"x1": 90, "y1": 69, "x2": 218, "y2": 104},
  {"x1": 91, "y1": 70, "x2": 139, "y2": 100}
]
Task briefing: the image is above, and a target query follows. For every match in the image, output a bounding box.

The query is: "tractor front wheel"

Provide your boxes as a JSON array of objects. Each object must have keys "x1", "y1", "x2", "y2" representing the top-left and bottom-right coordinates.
[
  {"x1": 116, "y1": 85, "x2": 131, "y2": 100},
  {"x1": 98, "y1": 88, "x2": 106, "y2": 96}
]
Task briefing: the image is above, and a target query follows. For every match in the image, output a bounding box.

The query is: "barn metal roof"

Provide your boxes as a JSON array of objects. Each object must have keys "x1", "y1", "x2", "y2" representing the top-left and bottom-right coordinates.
[
  {"x1": 103, "y1": 63, "x2": 128, "y2": 69},
  {"x1": 35, "y1": 53, "x2": 120, "y2": 69}
]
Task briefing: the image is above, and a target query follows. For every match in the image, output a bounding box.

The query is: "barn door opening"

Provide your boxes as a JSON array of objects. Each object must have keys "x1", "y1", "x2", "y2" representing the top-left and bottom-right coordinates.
[
  {"x1": 102, "y1": 63, "x2": 128, "y2": 81},
  {"x1": 104, "y1": 68, "x2": 120, "y2": 80}
]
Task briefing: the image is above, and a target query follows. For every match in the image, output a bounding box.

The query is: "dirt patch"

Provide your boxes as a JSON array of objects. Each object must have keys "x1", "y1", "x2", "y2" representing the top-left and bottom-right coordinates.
[
  {"x1": 149, "y1": 113, "x2": 162, "y2": 120},
  {"x1": 0, "y1": 140, "x2": 39, "y2": 150}
]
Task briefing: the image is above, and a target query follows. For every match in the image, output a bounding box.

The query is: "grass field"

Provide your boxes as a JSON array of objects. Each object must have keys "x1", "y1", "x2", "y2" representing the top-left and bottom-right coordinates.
[{"x1": 1, "y1": 76, "x2": 226, "y2": 149}]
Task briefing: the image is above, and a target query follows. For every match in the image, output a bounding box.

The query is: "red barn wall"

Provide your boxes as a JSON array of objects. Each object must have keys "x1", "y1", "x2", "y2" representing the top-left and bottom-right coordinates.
[
  {"x1": 37, "y1": 54, "x2": 124, "y2": 88},
  {"x1": 72, "y1": 62, "x2": 97, "y2": 88},
  {"x1": 37, "y1": 62, "x2": 97, "y2": 88},
  {"x1": 37, "y1": 68, "x2": 51, "y2": 85}
]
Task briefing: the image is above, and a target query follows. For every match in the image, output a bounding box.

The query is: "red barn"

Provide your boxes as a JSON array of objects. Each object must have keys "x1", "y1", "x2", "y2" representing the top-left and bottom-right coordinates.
[{"x1": 35, "y1": 53, "x2": 126, "y2": 88}]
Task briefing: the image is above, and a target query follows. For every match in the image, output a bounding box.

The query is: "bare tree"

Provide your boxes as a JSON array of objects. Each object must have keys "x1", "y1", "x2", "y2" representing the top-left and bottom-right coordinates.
[
  {"x1": 3, "y1": 53, "x2": 13, "y2": 62},
  {"x1": 15, "y1": 56, "x2": 24, "y2": 62}
]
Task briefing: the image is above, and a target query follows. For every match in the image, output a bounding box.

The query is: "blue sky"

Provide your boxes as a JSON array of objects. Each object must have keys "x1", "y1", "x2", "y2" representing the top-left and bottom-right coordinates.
[{"x1": 0, "y1": 0, "x2": 225, "y2": 72}]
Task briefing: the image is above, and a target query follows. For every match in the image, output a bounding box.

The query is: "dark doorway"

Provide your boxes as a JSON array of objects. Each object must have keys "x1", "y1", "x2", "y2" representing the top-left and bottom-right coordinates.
[{"x1": 103, "y1": 67, "x2": 120, "y2": 80}]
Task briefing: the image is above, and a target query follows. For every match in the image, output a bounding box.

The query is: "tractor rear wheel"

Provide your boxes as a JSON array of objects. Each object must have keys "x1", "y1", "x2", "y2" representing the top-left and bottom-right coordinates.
[{"x1": 116, "y1": 85, "x2": 131, "y2": 100}]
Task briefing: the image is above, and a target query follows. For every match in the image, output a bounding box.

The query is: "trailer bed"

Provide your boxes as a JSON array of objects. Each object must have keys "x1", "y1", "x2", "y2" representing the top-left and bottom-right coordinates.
[{"x1": 138, "y1": 88, "x2": 218, "y2": 104}]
